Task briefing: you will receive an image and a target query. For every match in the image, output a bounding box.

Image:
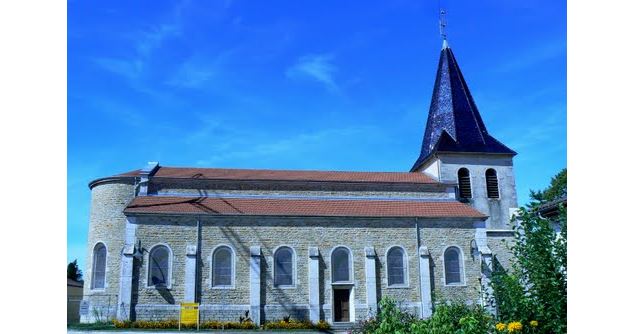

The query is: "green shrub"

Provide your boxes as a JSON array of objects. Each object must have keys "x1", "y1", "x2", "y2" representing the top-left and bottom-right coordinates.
[
  {"x1": 353, "y1": 297, "x2": 493, "y2": 334},
  {"x1": 488, "y1": 204, "x2": 567, "y2": 334}
]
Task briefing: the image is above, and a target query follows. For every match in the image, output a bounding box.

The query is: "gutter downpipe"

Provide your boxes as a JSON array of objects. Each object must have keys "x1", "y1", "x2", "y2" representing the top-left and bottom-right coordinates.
[
  {"x1": 415, "y1": 217, "x2": 423, "y2": 318},
  {"x1": 196, "y1": 216, "x2": 202, "y2": 303}
]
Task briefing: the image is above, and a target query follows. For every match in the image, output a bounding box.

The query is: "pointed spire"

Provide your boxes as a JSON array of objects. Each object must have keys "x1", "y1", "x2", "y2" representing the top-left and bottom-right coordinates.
[
  {"x1": 442, "y1": 39, "x2": 449, "y2": 50},
  {"x1": 410, "y1": 46, "x2": 516, "y2": 172}
]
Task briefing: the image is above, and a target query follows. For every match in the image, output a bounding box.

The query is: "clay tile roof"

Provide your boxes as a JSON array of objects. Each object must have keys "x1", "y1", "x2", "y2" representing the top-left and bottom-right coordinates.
[
  {"x1": 124, "y1": 196, "x2": 486, "y2": 219},
  {"x1": 149, "y1": 167, "x2": 439, "y2": 184},
  {"x1": 114, "y1": 169, "x2": 142, "y2": 177}
]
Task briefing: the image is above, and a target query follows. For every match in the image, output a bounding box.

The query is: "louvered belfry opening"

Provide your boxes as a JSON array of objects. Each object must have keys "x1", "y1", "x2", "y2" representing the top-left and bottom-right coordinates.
[
  {"x1": 457, "y1": 168, "x2": 472, "y2": 200},
  {"x1": 486, "y1": 168, "x2": 500, "y2": 199}
]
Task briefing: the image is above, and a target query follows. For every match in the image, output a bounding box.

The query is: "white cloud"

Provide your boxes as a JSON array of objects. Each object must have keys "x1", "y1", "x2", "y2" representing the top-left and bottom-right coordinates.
[
  {"x1": 494, "y1": 40, "x2": 566, "y2": 73},
  {"x1": 92, "y1": 1, "x2": 187, "y2": 83},
  {"x1": 166, "y1": 61, "x2": 216, "y2": 88},
  {"x1": 190, "y1": 124, "x2": 375, "y2": 167},
  {"x1": 286, "y1": 54, "x2": 339, "y2": 92},
  {"x1": 135, "y1": 23, "x2": 181, "y2": 57},
  {"x1": 93, "y1": 57, "x2": 144, "y2": 80}
]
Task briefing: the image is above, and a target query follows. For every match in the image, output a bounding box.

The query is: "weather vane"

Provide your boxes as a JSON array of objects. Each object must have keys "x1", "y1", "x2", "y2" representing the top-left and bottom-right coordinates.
[{"x1": 439, "y1": 8, "x2": 447, "y2": 40}]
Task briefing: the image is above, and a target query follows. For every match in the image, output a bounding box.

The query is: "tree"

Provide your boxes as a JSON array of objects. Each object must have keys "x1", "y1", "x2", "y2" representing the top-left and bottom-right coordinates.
[
  {"x1": 68, "y1": 259, "x2": 83, "y2": 282},
  {"x1": 489, "y1": 169, "x2": 567, "y2": 334},
  {"x1": 529, "y1": 168, "x2": 566, "y2": 203}
]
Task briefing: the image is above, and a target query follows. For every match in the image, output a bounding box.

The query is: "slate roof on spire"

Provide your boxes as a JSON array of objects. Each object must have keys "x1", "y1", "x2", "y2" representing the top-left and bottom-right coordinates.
[{"x1": 411, "y1": 42, "x2": 516, "y2": 172}]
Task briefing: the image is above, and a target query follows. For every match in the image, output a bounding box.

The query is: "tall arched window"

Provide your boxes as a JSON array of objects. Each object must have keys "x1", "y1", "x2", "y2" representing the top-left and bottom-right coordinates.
[
  {"x1": 457, "y1": 168, "x2": 472, "y2": 199},
  {"x1": 486, "y1": 168, "x2": 500, "y2": 199},
  {"x1": 212, "y1": 246, "x2": 234, "y2": 287},
  {"x1": 274, "y1": 247, "x2": 294, "y2": 287},
  {"x1": 148, "y1": 245, "x2": 171, "y2": 287},
  {"x1": 331, "y1": 247, "x2": 352, "y2": 283},
  {"x1": 387, "y1": 247, "x2": 407, "y2": 286},
  {"x1": 444, "y1": 246, "x2": 463, "y2": 285},
  {"x1": 91, "y1": 243, "x2": 107, "y2": 289}
]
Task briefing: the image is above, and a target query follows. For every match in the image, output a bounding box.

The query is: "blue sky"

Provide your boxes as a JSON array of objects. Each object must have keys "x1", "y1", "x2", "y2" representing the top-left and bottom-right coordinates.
[{"x1": 68, "y1": 0, "x2": 566, "y2": 272}]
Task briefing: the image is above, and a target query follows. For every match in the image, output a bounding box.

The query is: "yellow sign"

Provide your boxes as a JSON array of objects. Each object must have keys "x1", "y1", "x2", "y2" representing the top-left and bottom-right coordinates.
[{"x1": 179, "y1": 302, "x2": 199, "y2": 329}]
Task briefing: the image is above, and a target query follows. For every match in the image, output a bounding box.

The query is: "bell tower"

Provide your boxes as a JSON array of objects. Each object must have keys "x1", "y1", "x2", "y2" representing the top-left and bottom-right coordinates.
[{"x1": 411, "y1": 37, "x2": 518, "y2": 230}]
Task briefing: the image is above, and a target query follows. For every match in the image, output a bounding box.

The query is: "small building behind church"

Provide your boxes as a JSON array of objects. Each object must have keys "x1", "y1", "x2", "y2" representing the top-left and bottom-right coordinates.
[
  {"x1": 80, "y1": 39, "x2": 519, "y2": 328},
  {"x1": 67, "y1": 278, "x2": 84, "y2": 323}
]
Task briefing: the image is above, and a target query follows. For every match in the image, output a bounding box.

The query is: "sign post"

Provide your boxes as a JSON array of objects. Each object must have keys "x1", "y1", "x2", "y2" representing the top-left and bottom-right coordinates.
[{"x1": 179, "y1": 302, "x2": 199, "y2": 331}]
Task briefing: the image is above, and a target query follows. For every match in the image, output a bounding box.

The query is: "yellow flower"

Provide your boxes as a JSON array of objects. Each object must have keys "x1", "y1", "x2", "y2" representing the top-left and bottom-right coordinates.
[
  {"x1": 530, "y1": 320, "x2": 538, "y2": 327},
  {"x1": 496, "y1": 323, "x2": 507, "y2": 331},
  {"x1": 507, "y1": 321, "x2": 523, "y2": 333}
]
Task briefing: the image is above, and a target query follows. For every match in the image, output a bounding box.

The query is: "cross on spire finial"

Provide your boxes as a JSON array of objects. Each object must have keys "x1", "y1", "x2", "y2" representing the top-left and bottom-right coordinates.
[{"x1": 439, "y1": 8, "x2": 447, "y2": 41}]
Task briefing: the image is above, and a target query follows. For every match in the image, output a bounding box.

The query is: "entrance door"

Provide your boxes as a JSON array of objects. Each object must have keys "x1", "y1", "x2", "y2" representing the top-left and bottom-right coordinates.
[{"x1": 333, "y1": 288, "x2": 350, "y2": 322}]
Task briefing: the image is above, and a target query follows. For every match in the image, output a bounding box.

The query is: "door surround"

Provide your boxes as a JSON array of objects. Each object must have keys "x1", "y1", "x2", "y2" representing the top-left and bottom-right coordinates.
[{"x1": 331, "y1": 285, "x2": 354, "y2": 323}]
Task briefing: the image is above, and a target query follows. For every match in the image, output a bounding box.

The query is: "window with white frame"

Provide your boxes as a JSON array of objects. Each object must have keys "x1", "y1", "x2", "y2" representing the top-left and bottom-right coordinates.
[
  {"x1": 274, "y1": 247, "x2": 294, "y2": 286},
  {"x1": 387, "y1": 247, "x2": 407, "y2": 286},
  {"x1": 444, "y1": 246, "x2": 463, "y2": 285},
  {"x1": 148, "y1": 245, "x2": 171, "y2": 287},
  {"x1": 91, "y1": 243, "x2": 107, "y2": 289},
  {"x1": 212, "y1": 246, "x2": 233, "y2": 287},
  {"x1": 331, "y1": 247, "x2": 352, "y2": 283}
]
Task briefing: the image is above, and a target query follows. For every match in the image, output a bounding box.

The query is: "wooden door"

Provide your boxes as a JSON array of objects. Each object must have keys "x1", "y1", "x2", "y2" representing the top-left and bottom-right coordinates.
[{"x1": 334, "y1": 289, "x2": 350, "y2": 322}]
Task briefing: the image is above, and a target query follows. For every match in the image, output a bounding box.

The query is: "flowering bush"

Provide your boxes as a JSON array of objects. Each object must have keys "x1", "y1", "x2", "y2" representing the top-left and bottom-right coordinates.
[
  {"x1": 495, "y1": 322, "x2": 507, "y2": 332},
  {"x1": 315, "y1": 320, "x2": 331, "y2": 330},
  {"x1": 507, "y1": 321, "x2": 522, "y2": 333},
  {"x1": 263, "y1": 319, "x2": 314, "y2": 329},
  {"x1": 493, "y1": 320, "x2": 539, "y2": 334},
  {"x1": 201, "y1": 320, "x2": 257, "y2": 329},
  {"x1": 112, "y1": 319, "x2": 257, "y2": 330},
  {"x1": 112, "y1": 319, "x2": 181, "y2": 329}
]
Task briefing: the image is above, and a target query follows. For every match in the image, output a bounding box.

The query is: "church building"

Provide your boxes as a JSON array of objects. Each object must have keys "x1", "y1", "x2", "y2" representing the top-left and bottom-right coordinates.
[{"x1": 80, "y1": 39, "x2": 519, "y2": 327}]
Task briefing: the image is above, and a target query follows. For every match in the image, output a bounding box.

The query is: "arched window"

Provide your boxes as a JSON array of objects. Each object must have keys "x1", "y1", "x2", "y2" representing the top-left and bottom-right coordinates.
[
  {"x1": 387, "y1": 247, "x2": 407, "y2": 286},
  {"x1": 274, "y1": 247, "x2": 294, "y2": 287},
  {"x1": 331, "y1": 247, "x2": 352, "y2": 283},
  {"x1": 486, "y1": 169, "x2": 500, "y2": 199},
  {"x1": 457, "y1": 168, "x2": 472, "y2": 199},
  {"x1": 148, "y1": 245, "x2": 171, "y2": 287},
  {"x1": 91, "y1": 243, "x2": 107, "y2": 289},
  {"x1": 212, "y1": 246, "x2": 233, "y2": 287},
  {"x1": 444, "y1": 247, "x2": 463, "y2": 285}
]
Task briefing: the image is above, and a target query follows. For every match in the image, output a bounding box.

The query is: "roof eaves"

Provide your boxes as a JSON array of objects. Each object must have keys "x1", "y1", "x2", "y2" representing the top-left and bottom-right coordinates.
[{"x1": 123, "y1": 210, "x2": 487, "y2": 220}]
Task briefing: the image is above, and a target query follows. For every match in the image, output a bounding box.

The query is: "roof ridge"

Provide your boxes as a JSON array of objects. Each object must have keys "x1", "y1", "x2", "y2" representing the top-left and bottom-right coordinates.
[
  {"x1": 157, "y1": 166, "x2": 423, "y2": 175},
  {"x1": 147, "y1": 193, "x2": 457, "y2": 202}
]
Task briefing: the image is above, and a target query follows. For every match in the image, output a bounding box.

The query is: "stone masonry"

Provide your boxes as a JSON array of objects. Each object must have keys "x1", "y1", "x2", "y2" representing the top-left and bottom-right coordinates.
[{"x1": 81, "y1": 170, "x2": 501, "y2": 325}]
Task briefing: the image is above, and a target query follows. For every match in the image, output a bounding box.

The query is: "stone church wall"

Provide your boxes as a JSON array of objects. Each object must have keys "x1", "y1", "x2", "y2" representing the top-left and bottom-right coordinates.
[
  {"x1": 487, "y1": 232, "x2": 516, "y2": 271},
  {"x1": 418, "y1": 220, "x2": 483, "y2": 305},
  {"x1": 81, "y1": 180, "x2": 494, "y2": 324},
  {"x1": 82, "y1": 181, "x2": 135, "y2": 322},
  {"x1": 148, "y1": 179, "x2": 449, "y2": 194},
  {"x1": 120, "y1": 216, "x2": 482, "y2": 322}
]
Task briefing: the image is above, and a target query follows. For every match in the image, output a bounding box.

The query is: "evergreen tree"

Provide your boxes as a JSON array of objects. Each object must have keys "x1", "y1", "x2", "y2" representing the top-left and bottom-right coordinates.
[{"x1": 67, "y1": 259, "x2": 83, "y2": 281}]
